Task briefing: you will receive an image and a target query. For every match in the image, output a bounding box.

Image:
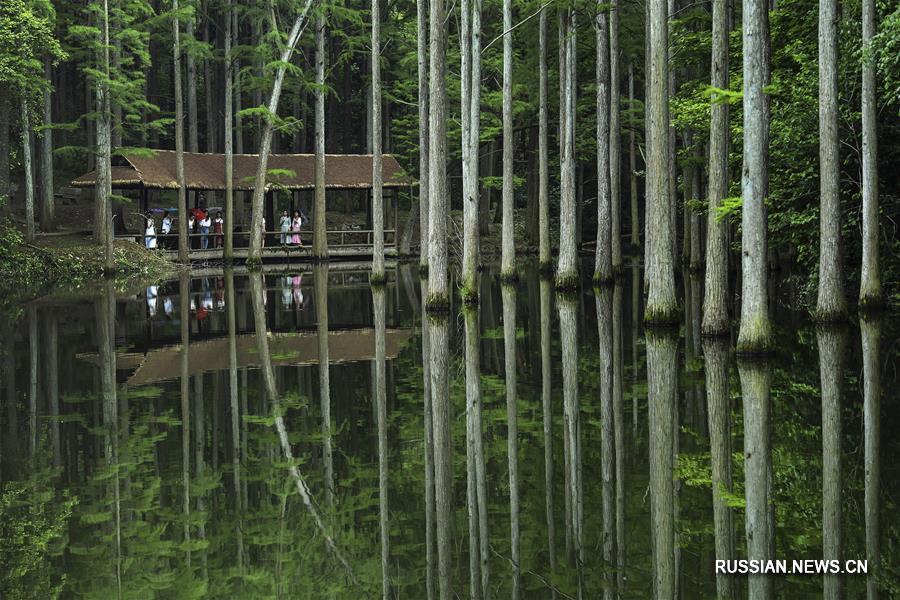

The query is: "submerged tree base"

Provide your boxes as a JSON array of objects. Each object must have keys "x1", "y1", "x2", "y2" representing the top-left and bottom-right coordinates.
[
  {"x1": 858, "y1": 292, "x2": 888, "y2": 314},
  {"x1": 644, "y1": 302, "x2": 681, "y2": 328},
  {"x1": 370, "y1": 271, "x2": 387, "y2": 287},
  {"x1": 460, "y1": 284, "x2": 479, "y2": 307},
  {"x1": 812, "y1": 305, "x2": 848, "y2": 325},
  {"x1": 500, "y1": 270, "x2": 519, "y2": 285},
  {"x1": 592, "y1": 271, "x2": 615, "y2": 287},
  {"x1": 555, "y1": 270, "x2": 580, "y2": 292},
  {"x1": 425, "y1": 292, "x2": 451, "y2": 315}
]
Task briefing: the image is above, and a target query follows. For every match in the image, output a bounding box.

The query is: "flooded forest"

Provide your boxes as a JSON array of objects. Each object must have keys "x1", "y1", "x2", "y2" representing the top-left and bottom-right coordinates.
[{"x1": 0, "y1": 0, "x2": 899, "y2": 597}]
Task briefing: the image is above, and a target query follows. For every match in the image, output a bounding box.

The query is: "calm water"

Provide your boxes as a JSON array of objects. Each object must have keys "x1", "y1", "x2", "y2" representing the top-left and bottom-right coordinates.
[{"x1": 1, "y1": 260, "x2": 897, "y2": 598}]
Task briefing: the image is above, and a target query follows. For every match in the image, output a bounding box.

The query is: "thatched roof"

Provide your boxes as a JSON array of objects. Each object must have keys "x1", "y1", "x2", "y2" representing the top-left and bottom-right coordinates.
[
  {"x1": 76, "y1": 328, "x2": 413, "y2": 387},
  {"x1": 71, "y1": 150, "x2": 414, "y2": 191}
]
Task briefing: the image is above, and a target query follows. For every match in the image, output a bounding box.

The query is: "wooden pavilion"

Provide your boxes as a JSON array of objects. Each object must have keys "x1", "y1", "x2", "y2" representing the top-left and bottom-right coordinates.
[{"x1": 71, "y1": 150, "x2": 415, "y2": 257}]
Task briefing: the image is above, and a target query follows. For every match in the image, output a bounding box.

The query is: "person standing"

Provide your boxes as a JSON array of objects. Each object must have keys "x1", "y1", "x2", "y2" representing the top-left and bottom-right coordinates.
[
  {"x1": 188, "y1": 213, "x2": 197, "y2": 249},
  {"x1": 214, "y1": 211, "x2": 225, "y2": 248},
  {"x1": 200, "y1": 212, "x2": 212, "y2": 249},
  {"x1": 280, "y1": 210, "x2": 292, "y2": 245},
  {"x1": 291, "y1": 210, "x2": 303, "y2": 246},
  {"x1": 161, "y1": 211, "x2": 173, "y2": 248},
  {"x1": 145, "y1": 216, "x2": 158, "y2": 249}
]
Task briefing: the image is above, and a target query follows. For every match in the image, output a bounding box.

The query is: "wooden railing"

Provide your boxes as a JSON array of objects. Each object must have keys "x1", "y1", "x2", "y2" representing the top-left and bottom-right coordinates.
[{"x1": 125, "y1": 229, "x2": 397, "y2": 250}]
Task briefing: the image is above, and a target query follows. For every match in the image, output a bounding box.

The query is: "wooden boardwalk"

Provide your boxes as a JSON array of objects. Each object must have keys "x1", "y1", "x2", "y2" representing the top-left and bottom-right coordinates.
[{"x1": 161, "y1": 244, "x2": 398, "y2": 262}]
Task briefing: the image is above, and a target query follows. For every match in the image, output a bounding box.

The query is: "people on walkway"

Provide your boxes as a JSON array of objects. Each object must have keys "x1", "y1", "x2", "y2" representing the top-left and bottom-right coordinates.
[
  {"x1": 200, "y1": 212, "x2": 211, "y2": 249},
  {"x1": 280, "y1": 210, "x2": 291, "y2": 245},
  {"x1": 291, "y1": 210, "x2": 303, "y2": 246},
  {"x1": 214, "y1": 211, "x2": 224, "y2": 248}
]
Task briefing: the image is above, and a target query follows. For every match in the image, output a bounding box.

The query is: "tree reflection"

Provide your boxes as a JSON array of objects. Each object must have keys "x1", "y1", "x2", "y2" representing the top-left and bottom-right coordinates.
[
  {"x1": 817, "y1": 325, "x2": 847, "y2": 599},
  {"x1": 595, "y1": 284, "x2": 615, "y2": 598},
  {"x1": 702, "y1": 336, "x2": 735, "y2": 599},
  {"x1": 738, "y1": 357, "x2": 773, "y2": 600},
  {"x1": 647, "y1": 329, "x2": 677, "y2": 599},
  {"x1": 860, "y1": 315, "x2": 882, "y2": 599},
  {"x1": 558, "y1": 294, "x2": 582, "y2": 594}
]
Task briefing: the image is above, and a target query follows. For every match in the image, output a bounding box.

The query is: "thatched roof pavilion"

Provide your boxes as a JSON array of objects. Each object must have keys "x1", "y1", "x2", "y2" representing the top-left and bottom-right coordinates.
[{"x1": 71, "y1": 150, "x2": 414, "y2": 191}]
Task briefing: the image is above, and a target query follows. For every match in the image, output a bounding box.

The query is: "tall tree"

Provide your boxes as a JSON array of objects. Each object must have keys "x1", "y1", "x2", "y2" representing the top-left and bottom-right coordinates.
[
  {"x1": 594, "y1": 0, "x2": 612, "y2": 284},
  {"x1": 247, "y1": 1, "x2": 316, "y2": 263},
  {"x1": 312, "y1": 14, "x2": 327, "y2": 259},
  {"x1": 416, "y1": 0, "x2": 430, "y2": 273},
  {"x1": 537, "y1": 7, "x2": 550, "y2": 272},
  {"x1": 41, "y1": 59, "x2": 54, "y2": 232},
  {"x1": 702, "y1": 0, "x2": 730, "y2": 335},
  {"x1": 426, "y1": 0, "x2": 448, "y2": 305},
  {"x1": 556, "y1": 9, "x2": 578, "y2": 290},
  {"x1": 371, "y1": 0, "x2": 385, "y2": 281},
  {"x1": 609, "y1": 0, "x2": 622, "y2": 273},
  {"x1": 815, "y1": 0, "x2": 846, "y2": 321},
  {"x1": 736, "y1": 0, "x2": 771, "y2": 353},
  {"x1": 186, "y1": 1, "x2": 198, "y2": 153},
  {"x1": 460, "y1": 0, "x2": 482, "y2": 299},
  {"x1": 98, "y1": 0, "x2": 113, "y2": 270},
  {"x1": 174, "y1": 0, "x2": 188, "y2": 262},
  {"x1": 628, "y1": 61, "x2": 639, "y2": 251},
  {"x1": 224, "y1": 0, "x2": 234, "y2": 261},
  {"x1": 500, "y1": 0, "x2": 515, "y2": 281},
  {"x1": 859, "y1": 0, "x2": 881, "y2": 309},
  {"x1": 644, "y1": 0, "x2": 677, "y2": 323}
]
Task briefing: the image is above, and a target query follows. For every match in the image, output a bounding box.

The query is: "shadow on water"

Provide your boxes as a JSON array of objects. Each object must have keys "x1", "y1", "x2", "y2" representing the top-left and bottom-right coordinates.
[{"x1": 0, "y1": 259, "x2": 898, "y2": 598}]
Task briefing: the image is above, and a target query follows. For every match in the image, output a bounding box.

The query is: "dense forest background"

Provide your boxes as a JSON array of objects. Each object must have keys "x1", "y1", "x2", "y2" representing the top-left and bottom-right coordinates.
[{"x1": 0, "y1": 0, "x2": 898, "y2": 301}]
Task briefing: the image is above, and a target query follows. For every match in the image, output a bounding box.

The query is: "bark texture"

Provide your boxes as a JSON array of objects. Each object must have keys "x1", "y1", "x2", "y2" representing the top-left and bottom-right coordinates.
[
  {"x1": 372, "y1": 0, "x2": 385, "y2": 279},
  {"x1": 816, "y1": 0, "x2": 846, "y2": 321},
  {"x1": 417, "y1": 0, "x2": 430, "y2": 270},
  {"x1": 313, "y1": 16, "x2": 328, "y2": 259},
  {"x1": 500, "y1": 0, "x2": 515, "y2": 279},
  {"x1": 736, "y1": 0, "x2": 771, "y2": 352},
  {"x1": 427, "y1": 0, "x2": 449, "y2": 302},
  {"x1": 702, "y1": 0, "x2": 730, "y2": 335},
  {"x1": 41, "y1": 59, "x2": 55, "y2": 232},
  {"x1": 594, "y1": 3, "x2": 612, "y2": 283},
  {"x1": 645, "y1": 0, "x2": 677, "y2": 323},
  {"x1": 859, "y1": 0, "x2": 881, "y2": 307}
]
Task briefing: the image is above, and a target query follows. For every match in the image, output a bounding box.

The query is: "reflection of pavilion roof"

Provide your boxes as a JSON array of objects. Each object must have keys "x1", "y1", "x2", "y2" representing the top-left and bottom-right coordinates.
[{"x1": 78, "y1": 328, "x2": 413, "y2": 387}]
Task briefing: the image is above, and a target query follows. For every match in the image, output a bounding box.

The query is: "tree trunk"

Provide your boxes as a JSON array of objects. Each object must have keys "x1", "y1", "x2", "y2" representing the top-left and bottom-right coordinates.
[
  {"x1": 312, "y1": 17, "x2": 328, "y2": 259},
  {"x1": 690, "y1": 161, "x2": 702, "y2": 271},
  {"x1": 500, "y1": 0, "x2": 516, "y2": 280},
  {"x1": 859, "y1": 0, "x2": 881, "y2": 308},
  {"x1": 818, "y1": 326, "x2": 846, "y2": 599},
  {"x1": 703, "y1": 336, "x2": 736, "y2": 599},
  {"x1": 539, "y1": 278, "x2": 556, "y2": 583},
  {"x1": 186, "y1": 6, "x2": 198, "y2": 154},
  {"x1": 538, "y1": 9, "x2": 550, "y2": 270},
  {"x1": 373, "y1": 287, "x2": 390, "y2": 599},
  {"x1": 248, "y1": 4, "x2": 315, "y2": 262},
  {"x1": 314, "y1": 264, "x2": 334, "y2": 505},
  {"x1": 628, "y1": 62, "x2": 639, "y2": 251},
  {"x1": 371, "y1": 0, "x2": 385, "y2": 280},
  {"x1": 41, "y1": 59, "x2": 55, "y2": 232},
  {"x1": 667, "y1": 0, "x2": 678, "y2": 265},
  {"x1": 815, "y1": 0, "x2": 846, "y2": 321},
  {"x1": 174, "y1": 0, "x2": 188, "y2": 262},
  {"x1": 647, "y1": 331, "x2": 677, "y2": 599},
  {"x1": 417, "y1": 0, "x2": 430, "y2": 270},
  {"x1": 595, "y1": 2, "x2": 612, "y2": 283},
  {"x1": 203, "y1": 8, "x2": 216, "y2": 153},
  {"x1": 427, "y1": 0, "x2": 448, "y2": 304},
  {"x1": 22, "y1": 101, "x2": 36, "y2": 242},
  {"x1": 739, "y1": 359, "x2": 774, "y2": 598},
  {"x1": 233, "y1": 8, "x2": 243, "y2": 155},
  {"x1": 736, "y1": 0, "x2": 771, "y2": 353},
  {"x1": 503, "y1": 286, "x2": 520, "y2": 597},
  {"x1": 461, "y1": 0, "x2": 482, "y2": 296},
  {"x1": 224, "y1": 0, "x2": 234, "y2": 260},
  {"x1": 645, "y1": 0, "x2": 677, "y2": 324},
  {"x1": 860, "y1": 315, "x2": 881, "y2": 600},
  {"x1": 0, "y1": 88, "x2": 9, "y2": 217},
  {"x1": 702, "y1": 0, "x2": 730, "y2": 335},
  {"x1": 596, "y1": 287, "x2": 615, "y2": 597},
  {"x1": 556, "y1": 10, "x2": 578, "y2": 289},
  {"x1": 609, "y1": 0, "x2": 622, "y2": 272}
]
